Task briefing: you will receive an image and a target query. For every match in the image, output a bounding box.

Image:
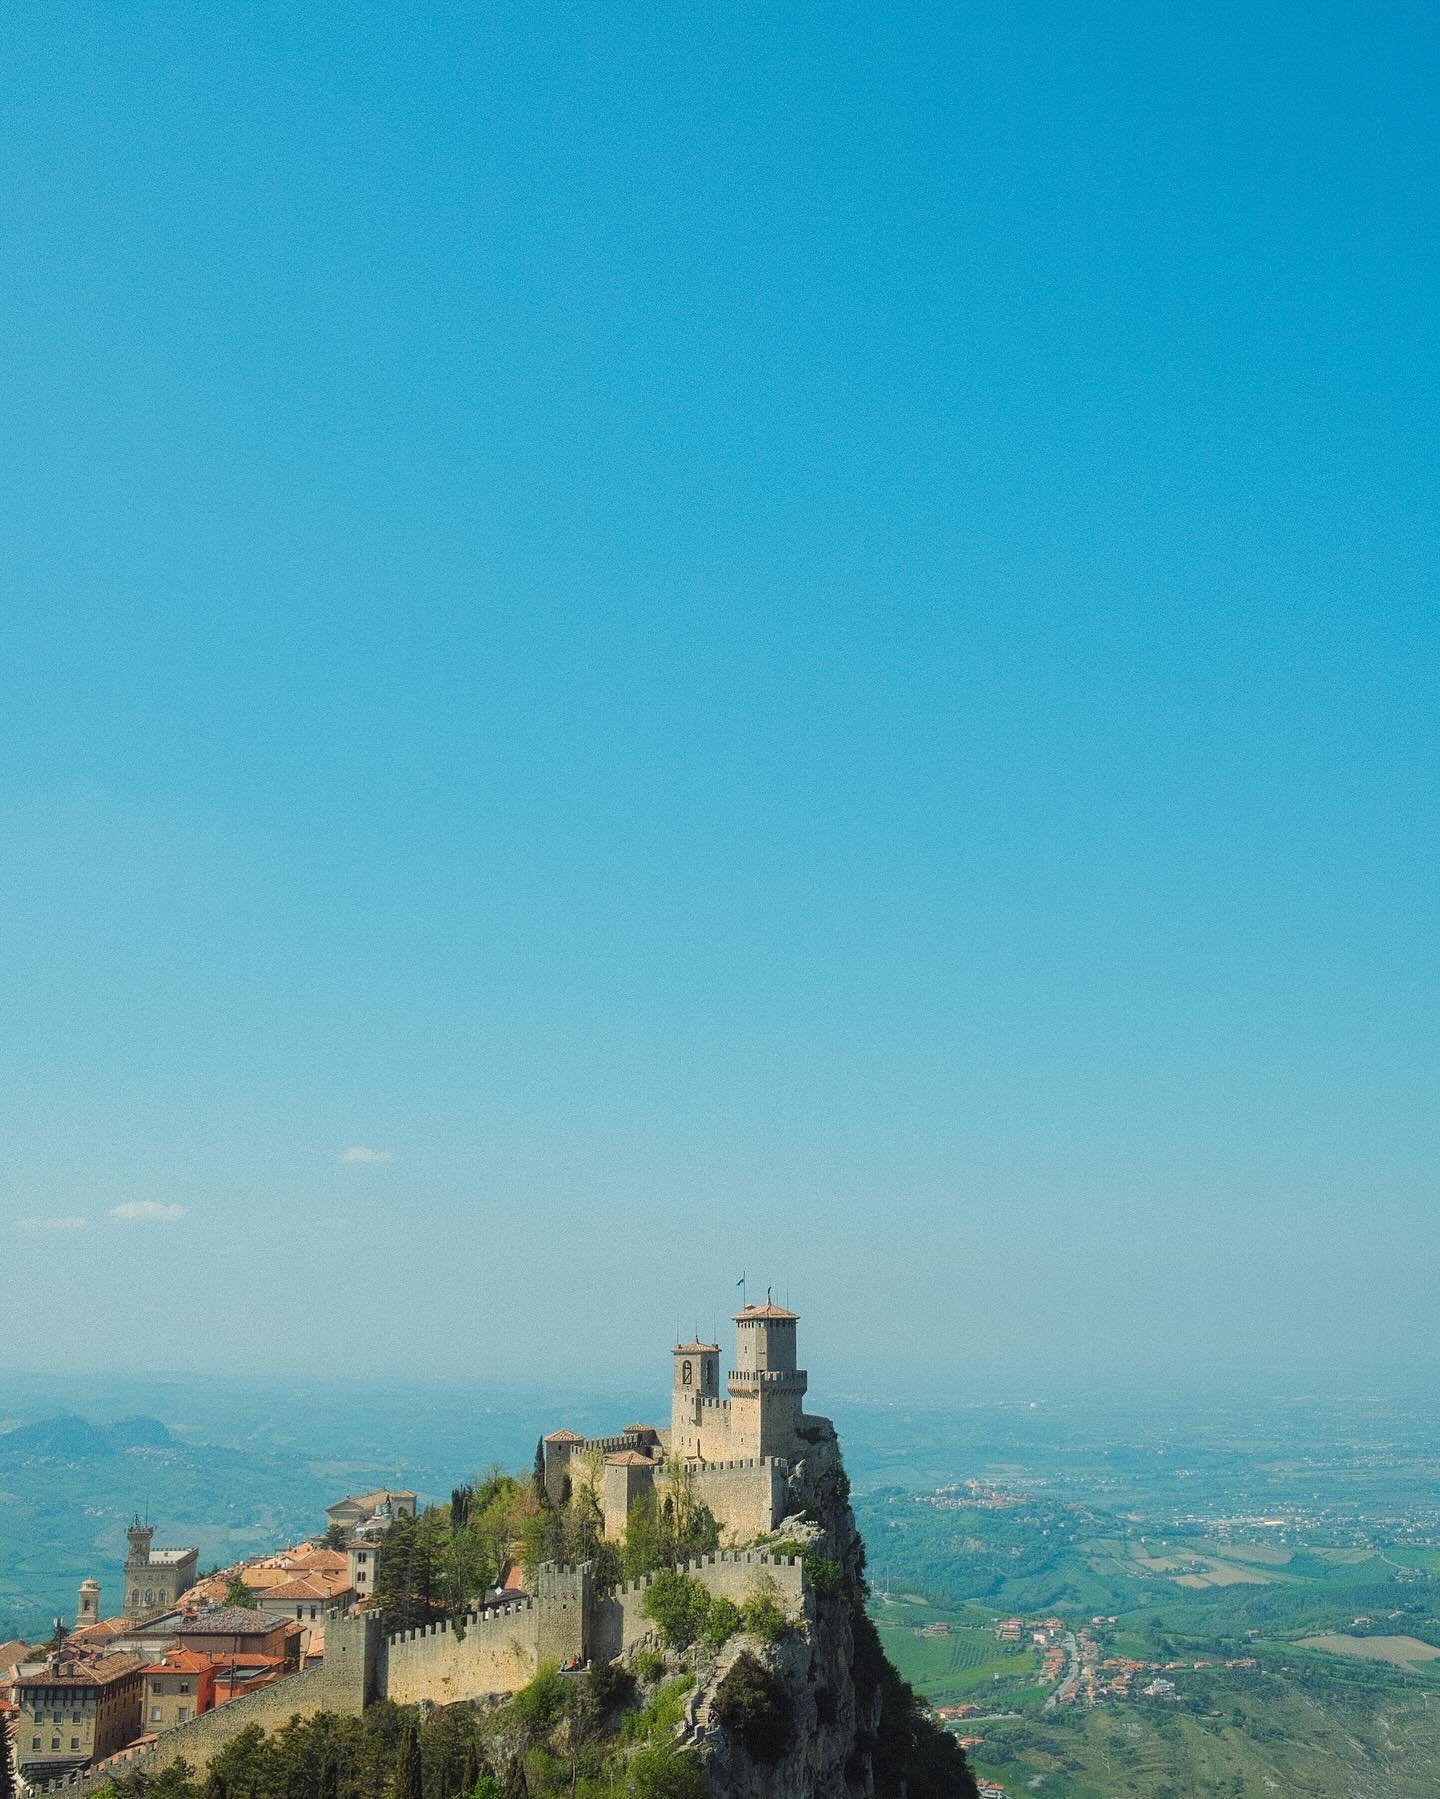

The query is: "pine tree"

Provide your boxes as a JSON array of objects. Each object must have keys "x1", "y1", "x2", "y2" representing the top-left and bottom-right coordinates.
[{"x1": 533, "y1": 1436, "x2": 548, "y2": 1506}]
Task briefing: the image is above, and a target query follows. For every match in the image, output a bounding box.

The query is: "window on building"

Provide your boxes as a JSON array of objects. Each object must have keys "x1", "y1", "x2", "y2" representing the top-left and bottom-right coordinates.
[
  {"x1": 51, "y1": 1737, "x2": 61, "y2": 1750},
  {"x1": 31, "y1": 1738, "x2": 40, "y2": 1751},
  {"x1": 178, "y1": 1705, "x2": 188, "y2": 1721},
  {"x1": 72, "y1": 1711, "x2": 81, "y2": 1723},
  {"x1": 151, "y1": 1707, "x2": 162, "y2": 1721},
  {"x1": 71, "y1": 1738, "x2": 80, "y2": 1750}
]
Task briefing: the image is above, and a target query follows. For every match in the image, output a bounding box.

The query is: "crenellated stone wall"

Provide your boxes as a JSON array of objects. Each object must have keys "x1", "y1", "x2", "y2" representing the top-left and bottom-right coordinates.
[
  {"x1": 590, "y1": 1551, "x2": 807, "y2": 1663},
  {"x1": 687, "y1": 1458, "x2": 788, "y2": 1541},
  {"x1": 385, "y1": 1600, "x2": 538, "y2": 1706}
]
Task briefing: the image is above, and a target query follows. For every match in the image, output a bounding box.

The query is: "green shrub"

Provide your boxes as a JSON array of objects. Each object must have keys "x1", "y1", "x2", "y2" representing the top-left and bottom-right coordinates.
[
  {"x1": 642, "y1": 1570, "x2": 713, "y2": 1649},
  {"x1": 631, "y1": 1649, "x2": 666, "y2": 1684},
  {"x1": 628, "y1": 1742, "x2": 707, "y2": 1798},
  {"x1": 510, "y1": 1663, "x2": 568, "y2": 1734},
  {"x1": 701, "y1": 1595, "x2": 741, "y2": 1646},
  {"x1": 804, "y1": 1554, "x2": 841, "y2": 1596},
  {"x1": 739, "y1": 1589, "x2": 790, "y2": 1643},
  {"x1": 620, "y1": 1674, "x2": 694, "y2": 1743},
  {"x1": 713, "y1": 1652, "x2": 794, "y2": 1762}
]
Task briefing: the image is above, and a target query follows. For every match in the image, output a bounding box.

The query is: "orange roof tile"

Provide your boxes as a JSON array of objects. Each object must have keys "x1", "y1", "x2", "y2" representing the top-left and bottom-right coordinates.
[{"x1": 140, "y1": 1650, "x2": 213, "y2": 1677}]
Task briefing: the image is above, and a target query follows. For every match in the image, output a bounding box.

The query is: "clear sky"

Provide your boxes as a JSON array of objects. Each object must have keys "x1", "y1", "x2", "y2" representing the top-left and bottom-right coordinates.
[{"x1": 1, "y1": 1, "x2": 1435, "y2": 1384}]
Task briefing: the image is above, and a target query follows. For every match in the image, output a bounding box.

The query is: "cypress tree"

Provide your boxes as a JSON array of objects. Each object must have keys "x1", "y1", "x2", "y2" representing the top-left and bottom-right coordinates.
[
  {"x1": 395, "y1": 1717, "x2": 422, "y2": 1799},
  {"x1": 533, "y1": 1436, "x2": 548, "y2": 1506}
]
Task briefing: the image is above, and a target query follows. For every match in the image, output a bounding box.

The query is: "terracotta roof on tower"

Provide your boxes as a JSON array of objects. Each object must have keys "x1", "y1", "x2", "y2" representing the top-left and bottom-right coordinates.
[
  {"x1": 543, "y1": 1429, "x2": 584, "y2": 1443},
  {"x1": 604, "y1": 1450, "x2": 656, "y2": 1467},
  {"x1": 732, "y1": 1302, "x2": 798, "y2": 1321},
  {"x1": 674, "y1": 1340, "x2": 719, "y2": 1353}
]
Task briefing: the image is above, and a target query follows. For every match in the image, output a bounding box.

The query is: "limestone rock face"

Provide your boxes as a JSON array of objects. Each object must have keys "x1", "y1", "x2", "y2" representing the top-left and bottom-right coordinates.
[{"x1": 691, "y1": 1415, "x2": 960, "y2": 1799}]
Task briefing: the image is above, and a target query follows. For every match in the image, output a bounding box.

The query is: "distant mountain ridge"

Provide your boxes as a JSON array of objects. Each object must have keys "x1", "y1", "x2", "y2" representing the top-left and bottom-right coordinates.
[{"x1": 0, "y1": 1413, "x2": 177, "y2": 1457}]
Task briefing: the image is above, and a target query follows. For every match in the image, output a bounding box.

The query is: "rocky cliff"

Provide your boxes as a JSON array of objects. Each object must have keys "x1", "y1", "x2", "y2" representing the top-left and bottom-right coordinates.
[{"x1": 686, "y1": 1417, "x2": 978, "y2": 1799}]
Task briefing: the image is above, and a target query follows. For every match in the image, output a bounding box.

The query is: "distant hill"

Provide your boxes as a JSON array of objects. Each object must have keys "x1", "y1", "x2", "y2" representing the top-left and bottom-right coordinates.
[
  {"x1": 0, "y1": 1414, "x2": 175, "y2": 1458},
  {"x1": 107, "y1": 1416, "x2": 177, "y2": 1450}
]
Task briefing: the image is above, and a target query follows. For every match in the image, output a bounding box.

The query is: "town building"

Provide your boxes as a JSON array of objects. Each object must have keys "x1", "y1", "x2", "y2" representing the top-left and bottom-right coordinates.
[
  {"x1": 122, "y1": 1523, "x2": 199, "y2": 1623},
  {"x1": 324, "y1": 1488, "x2": 416, "y2": 1534},
  {"x1": 175, "y1": 1608, "x2": 301, "y2": 1672},
  {"x1": 11, "y1": 1650, "x2": 145, "y2": 1783},
  {"x1": 140, "y1": 1650, "x2": 215, "y2": 1733}
]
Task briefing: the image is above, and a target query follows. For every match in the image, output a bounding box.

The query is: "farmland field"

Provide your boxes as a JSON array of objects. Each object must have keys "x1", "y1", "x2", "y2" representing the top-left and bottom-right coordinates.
[
  {"x1": 1299, "y1": 1633, "x2": 1440, "y2": 1669},
  {"x1": 872, "y1": 1599, "x2": 1041, "y2": 1701}
]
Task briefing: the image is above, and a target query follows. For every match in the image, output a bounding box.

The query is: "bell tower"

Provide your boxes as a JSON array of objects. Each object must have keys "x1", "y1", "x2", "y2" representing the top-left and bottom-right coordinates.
[
  {"x1": 671, "y1": 1338, "x2": 721, "y2": 1457},
  {"x1": 76, "y1": 1578, "x2": 100, "y2": 1630}
]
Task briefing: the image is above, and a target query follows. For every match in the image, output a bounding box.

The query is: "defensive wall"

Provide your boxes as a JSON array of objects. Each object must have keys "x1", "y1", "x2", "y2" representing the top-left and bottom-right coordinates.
[
  {"x1": 36, "y1": 1557, "x2": 806, "y2": 1793},
  {"x1": 590, "y1": 1550, "x2": 807, "y2": 1663},
  {"x1": 685, "y1": 1458, "x2": 788, "y2": 1541}
]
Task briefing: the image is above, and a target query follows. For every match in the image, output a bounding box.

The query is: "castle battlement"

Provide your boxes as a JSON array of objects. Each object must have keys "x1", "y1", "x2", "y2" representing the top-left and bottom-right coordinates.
[
  {"x1": 678, "y1": 1455, "x2": 781, "y2": 1473},
  {"x1": 611, "y1": 1549, "x2": 801, "y2": 1599}
]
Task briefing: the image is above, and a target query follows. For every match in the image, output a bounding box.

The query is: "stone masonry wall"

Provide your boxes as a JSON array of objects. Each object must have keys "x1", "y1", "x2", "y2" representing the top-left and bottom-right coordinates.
[
  {"x1": 385, "y1": 1602, "x2": 538, "y2": 1706},
  {"x1": 590, "y1": 1551, "x2": 807, "y2": 1663},
  {"x1": 687, "y1": 1459, "x2": 787, "y2": 1542}
]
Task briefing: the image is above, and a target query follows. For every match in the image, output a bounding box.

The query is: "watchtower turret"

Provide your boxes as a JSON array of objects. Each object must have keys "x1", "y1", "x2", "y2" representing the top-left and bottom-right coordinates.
[{"x1": 728, "y1": 1299, "x2": 806, "y2": 1457}]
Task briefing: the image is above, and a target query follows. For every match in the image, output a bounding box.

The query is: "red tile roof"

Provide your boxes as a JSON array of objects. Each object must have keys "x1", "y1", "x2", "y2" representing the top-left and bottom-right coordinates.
[
  {"x1": 733, "y1": 1302, "x2": 798, "y2": 1320},
  {"x1": 140, "y1": 1649, "x2": 213, "y2": 1677}
]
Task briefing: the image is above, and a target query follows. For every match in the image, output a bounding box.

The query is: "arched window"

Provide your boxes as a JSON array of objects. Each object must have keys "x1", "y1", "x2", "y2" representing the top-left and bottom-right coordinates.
[{"x1": 681, "y1": 1359, "x2": 693, "y2": 1386}]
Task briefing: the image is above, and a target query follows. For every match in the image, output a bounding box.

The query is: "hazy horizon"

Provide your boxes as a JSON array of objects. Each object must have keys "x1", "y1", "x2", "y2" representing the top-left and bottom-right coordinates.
[{"x1": 3, "y1": 1, "x2": 1435, "y2": 1381}]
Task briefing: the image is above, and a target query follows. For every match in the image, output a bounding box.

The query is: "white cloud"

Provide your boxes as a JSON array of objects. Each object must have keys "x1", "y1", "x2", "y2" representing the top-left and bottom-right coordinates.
[
  {"x1": 15, "y1": 1216, "x2": 87, "y2": 1231},
  {"x1": 338, "y1": 1146, "x2": 392, "y2": 1164},
  {"x1": 111, "y1": 1201, "x2": 187, "y2": 1223}
]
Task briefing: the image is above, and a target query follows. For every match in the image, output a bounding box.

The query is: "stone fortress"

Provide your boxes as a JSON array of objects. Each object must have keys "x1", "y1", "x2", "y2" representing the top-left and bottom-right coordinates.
[
  {"x1": 543, "y1": 1297, "x2": 815, "y2": 1542},
  {"x1": 30, "y1": 1296, "x2": 832, "y2": 1794}
]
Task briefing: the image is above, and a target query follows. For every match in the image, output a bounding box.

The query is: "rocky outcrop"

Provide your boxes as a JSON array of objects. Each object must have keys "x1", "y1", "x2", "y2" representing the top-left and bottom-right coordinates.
[{"x1": 688, "y1": 1416, "x2": 977, "y2": 1799}]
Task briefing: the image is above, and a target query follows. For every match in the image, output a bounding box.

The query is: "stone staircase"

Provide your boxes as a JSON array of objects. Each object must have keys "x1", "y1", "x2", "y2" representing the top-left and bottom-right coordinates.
[{"x1": 679, "y1": 1640, "x2": 747, "y2": 1747}]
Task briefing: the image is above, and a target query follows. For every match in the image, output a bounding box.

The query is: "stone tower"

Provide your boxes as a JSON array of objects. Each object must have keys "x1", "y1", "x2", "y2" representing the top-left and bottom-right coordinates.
[
  {"x1": 671, "y1": 1338, "x2": 721, "y2": 1457},
  {"x1": 728, "y1": 1300, "x2": 806, "y2": 1457},
  {"x1": 122, "y1": 1518, "x2": 198, "y2": 1621},
  {"x1": 76, "y1": 1578, "x2": 100, "y2": 1631}
]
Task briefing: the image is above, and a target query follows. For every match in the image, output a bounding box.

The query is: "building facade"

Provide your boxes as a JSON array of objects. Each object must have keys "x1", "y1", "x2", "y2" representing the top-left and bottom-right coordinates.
[
  {"x1": 141, "y1": 1650, "x2": 215, "y2": 1733},
  {"x1": 12, "y1": 1652, "x2": 144, "y2": 1782},
  {"x1": 122, "y1": 1524, "x2": 199, "y2": 1623}
]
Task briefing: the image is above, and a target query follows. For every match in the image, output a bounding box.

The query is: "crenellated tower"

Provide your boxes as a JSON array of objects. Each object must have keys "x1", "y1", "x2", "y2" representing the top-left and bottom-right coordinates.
[{"x1": 728, "y1": 1300, "x2": 807, "y2": 1458}]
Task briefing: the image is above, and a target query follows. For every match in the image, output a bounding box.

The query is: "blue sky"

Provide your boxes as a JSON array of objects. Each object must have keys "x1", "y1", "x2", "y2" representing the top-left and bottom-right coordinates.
[{"x1": 1, "y1": 1, "x2": 1435, "y2": 1382}]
